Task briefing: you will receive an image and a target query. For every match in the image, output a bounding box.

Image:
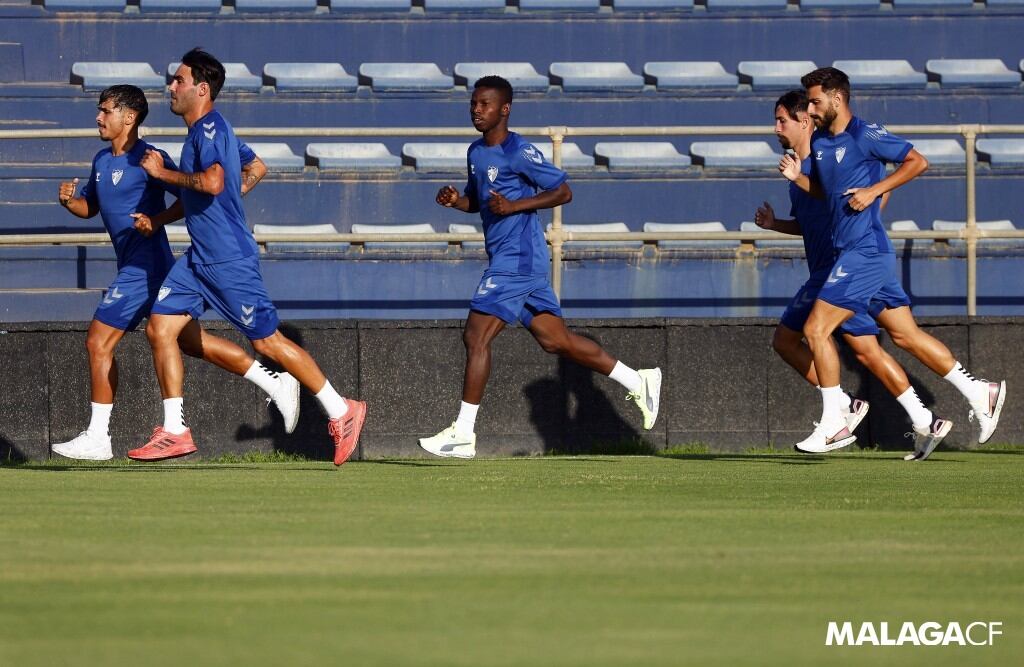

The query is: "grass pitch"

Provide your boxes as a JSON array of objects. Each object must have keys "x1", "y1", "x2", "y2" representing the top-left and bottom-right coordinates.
[{"x1": 1, "y1": 449, "x2": 1022, "y2": 667}]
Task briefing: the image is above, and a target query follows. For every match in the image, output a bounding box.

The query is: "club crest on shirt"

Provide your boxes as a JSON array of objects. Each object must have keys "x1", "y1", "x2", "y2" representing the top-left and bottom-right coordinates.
[
  {"x1": 487, "y1": 166, "x2": 498, "y2": 183},
  {"x1": 835, "y1": 146, "x2": 846, "y2": 163},
  {"x1": 112, "y1": 169, "x2": 124, "y2": 186},
  {"x1": 522, "y1": 145, "x2": 544, "y2": 164},
  {"x1": 158, "y1": 287, "x2": 171, "y2": 302}
]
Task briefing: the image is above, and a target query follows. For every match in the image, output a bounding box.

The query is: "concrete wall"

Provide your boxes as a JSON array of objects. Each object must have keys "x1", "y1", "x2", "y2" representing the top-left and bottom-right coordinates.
[{"x1": 1, "y1": 317, "x2": 1020, "y2": 462}]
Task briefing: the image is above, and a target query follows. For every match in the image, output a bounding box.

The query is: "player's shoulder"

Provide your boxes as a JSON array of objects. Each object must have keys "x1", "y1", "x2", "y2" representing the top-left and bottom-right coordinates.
[
  {"x1": 193, "y1": 110, "x2": 231, "y2": 140},
  {"x1": 851, "y1": 117, "x2": 892, "y2": 142},
  {"x1": 92, "y1": 146, "x2": 113, "y2": 163},
  {"x1": 513, "y1": 137, "x2": 548, "y2": 166},
  {"x1": 138, "y1": 140, "x2": 170, "y2": 158},
  {"x1": 468, "y1": 137, "x2": 486, "y2": 154}
]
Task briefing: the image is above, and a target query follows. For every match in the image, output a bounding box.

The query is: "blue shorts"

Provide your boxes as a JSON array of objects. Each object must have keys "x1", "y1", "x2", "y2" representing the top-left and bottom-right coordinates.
[
  {"x1": 469, "y1": 272, "x2": 562, "y2": 327},
  {"x1": 150, "y1": 252, "x2": 280, "y2": 340},
  {"x1": 780, "y1": 277, "x2": 880, "y2": 337},
  {"x1": 93, "y1": 267, "x2": 166, "y2": 332},
  {"x1": 817, "y1": 251, "x2": 911, "y2": 319}
]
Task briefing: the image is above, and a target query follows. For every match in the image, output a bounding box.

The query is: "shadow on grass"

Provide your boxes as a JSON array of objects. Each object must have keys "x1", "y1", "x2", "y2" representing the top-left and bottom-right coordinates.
[{"x1": 361, "y1": 459, "x2": 462, "y2": 467}]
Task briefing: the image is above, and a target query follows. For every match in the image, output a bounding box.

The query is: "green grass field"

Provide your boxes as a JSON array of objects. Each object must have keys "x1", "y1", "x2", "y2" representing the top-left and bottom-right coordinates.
[{"x1": 2, "y1": 449, "x2": 1022, "y2": 666}]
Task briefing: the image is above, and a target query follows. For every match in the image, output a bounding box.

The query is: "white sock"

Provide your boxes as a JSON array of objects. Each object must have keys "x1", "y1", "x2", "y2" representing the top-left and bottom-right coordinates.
[
  {"x1": 162, "y1": 397, "x2": 187, "y2": 435},
  {"x1": 455, "y1": 401, "x2": 479, "y2": 435},
  {"x1": 315, "y1": 380, "x2": 348, "y2": 420},
  {"x1": 88, "y1": 402, "x2": 113, "y2": 438},
  {"x1": 943, "y1": 361, "x2": 986, "y2": 407},
  {"x1": 244, "y1": 360, "x2": 282, "y2": 396},
  {"x1": 896, "y1": 386, "x2": 933, "y2": 430},
  {"x1": 819, "y1": 385, "x2": 846, "y2": 426},
  {"x1": 816, "y1": 386, "x2": 853, "y2": 410},
  {"x1": 609, "y1": 361, "x2": 643, "y2": 394}
]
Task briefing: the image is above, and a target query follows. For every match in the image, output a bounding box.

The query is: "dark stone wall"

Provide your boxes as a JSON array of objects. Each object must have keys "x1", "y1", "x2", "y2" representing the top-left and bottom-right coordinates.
[{"x1": 0, "y1": 317, "x2": 1020, "y2": 461}]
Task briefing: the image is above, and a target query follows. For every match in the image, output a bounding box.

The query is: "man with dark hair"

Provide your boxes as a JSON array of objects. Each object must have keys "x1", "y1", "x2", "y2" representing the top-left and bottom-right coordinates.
[
  {"x1": 780, "y1": 68, "x2": 1005, "y2": 457},
  {"x1": 53, "y1": 85, "x2": 291, "y2": 459},
  {"x1": 133, "y1": 49, "x2": 367, "y2": 465},
  {"x1": 418, "y1": 76, "x2": 661, "y2": 459}
]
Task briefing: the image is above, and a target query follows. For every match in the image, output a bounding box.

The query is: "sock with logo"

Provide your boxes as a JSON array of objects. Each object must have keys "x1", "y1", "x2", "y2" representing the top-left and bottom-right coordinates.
[
  {"x1": 162, "y1": 397, "x2": 187, "y2": 435},
  {"x1": 896, "y1": 387, "x2": 933, "y2": 431},
  {"x1": 244, "y1": 360, "x2": 281, "y2": 397}
]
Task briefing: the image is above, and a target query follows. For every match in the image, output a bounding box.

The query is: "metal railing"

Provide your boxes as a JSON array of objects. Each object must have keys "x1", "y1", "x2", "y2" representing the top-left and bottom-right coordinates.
[{"x1": 2, "y1": 123, "x2": 1023, "y2": 316}]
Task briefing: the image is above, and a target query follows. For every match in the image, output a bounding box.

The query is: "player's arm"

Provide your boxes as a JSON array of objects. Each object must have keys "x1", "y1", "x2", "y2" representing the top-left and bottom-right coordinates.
[
  {"x1": 880, "y1": 190, "x2": 892, "y2": 212},
  {"x1": 436, "y1": 185, "x2": 480, "y2": 213},
  {"x1": 241, "y1": 156, "x2": 267, "y2": 196},
  {"x1": 488, "y1": 182, "x2": 572, "y2": 216},
  {"x1": 131, "y1": 199, "x2": 184, "y2": 238},
  {"x1": 754, "y1": 202, "x2": 801, "y2": 236},
  {"x1": 844, "y1": 152, "x2": 925, "y2": 212},
  {"x1": 58, "y1": 177, "x2": 98, "y2": 219},
  {"x1": 140, "y1": 148, "x2": 224, "y2": 196},
  {"x1": 779, "y1": 154, "x2": 824, "y2": 199}
]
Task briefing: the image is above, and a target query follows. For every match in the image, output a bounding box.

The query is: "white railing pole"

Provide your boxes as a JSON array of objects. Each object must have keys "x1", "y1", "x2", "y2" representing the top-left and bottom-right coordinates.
[
  {"x1": 549, "y1": 129, "x2": 565, "y2": 299},
  {"x1": 964, "y1": 127, "x2": 979, "y2": 317}
]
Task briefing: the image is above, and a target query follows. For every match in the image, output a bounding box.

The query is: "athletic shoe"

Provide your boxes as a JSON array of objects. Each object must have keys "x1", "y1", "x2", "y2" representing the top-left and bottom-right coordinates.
[
  {"x1": 843, "y1": 397, "x2": 870, "y2": 433},
  {"x1": 903, "y1": 417, "x2": 953, "y2": 462},
  {"x1": 52, "y1": 430, "x2": 113, "y2": 461},
  {"x1": 418, "y1": 423, "x2": 477, "y2": 459},
  {"x1": 127, "y1": 427, "x2": 197, "y2": 461},
  {"x1": 268, "y1": 372, "x2": 300, "y2": 434},
  {"x1": 794, "y1": 420, "x2": 856, "y2": 454},
  {"x1": 627, "y1": 367, "x2": 662, "y2": 430},
  {"x1": 328, "y1": 399, "x2": 367, "y2": 466},
  {"x1": 969, "y1": 380, "x2": 1006, "y2": 445}
]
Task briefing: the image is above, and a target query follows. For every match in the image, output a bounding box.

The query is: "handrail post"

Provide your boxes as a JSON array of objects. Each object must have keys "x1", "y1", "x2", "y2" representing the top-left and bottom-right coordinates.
[
  {"x1": 965, "y1": 126, "x2": 978, "y2": 317},
  {"x1": 550, "y1": 128, "x2": 566, "y2": 299}
]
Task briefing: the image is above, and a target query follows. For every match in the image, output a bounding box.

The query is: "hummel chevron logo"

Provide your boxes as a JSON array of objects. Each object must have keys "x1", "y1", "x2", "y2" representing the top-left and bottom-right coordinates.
[
  {"x1": 203, "y1": 122, "x2": 215, "y2": 130},
  {"x1": 102, "y1": 286, "x2": 124, "y2": 305},
  {"x1": 477, "y1": 277, "x2": 497, "y2": 295},
  {"x1": 240, "y1": 304, "x2": 255, "y2": 327},
  {"x1": 827, "y1": 265, "x2": 849, "y2": 284},
  {"x1": 204, "y1": 129, "x2": 216, "y2": 140},
  {"x1": 241, "y1": 305, "x2": 255, "y2": 316}
]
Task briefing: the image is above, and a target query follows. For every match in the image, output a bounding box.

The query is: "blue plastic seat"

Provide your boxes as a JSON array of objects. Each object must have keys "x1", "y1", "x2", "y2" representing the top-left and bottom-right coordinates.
[
  {"x1": 925, "y1": 59, "x2": 1020, "y2": 88},
  {"x1": 254, "y1": 224, "x2": 348, "y2": 252},
  {"x1": 613, "y1": 0, "x2": 692, "y2": 8},
  {"x1": 235, "y1": 0, "x2": 315, "y2": 9},
  {"x1": 593, "y1": 142, "x2": 691, "y2": 170},
  {"x1": 139, "y1": 0, "x2": 220, "y2": 11},
  {"x1": 800, "y1": 0, "x2": 879, "y2": 7},
  {"x1": 529, "y1": 142, "x2": 594, "y2": 170},
  {"x1": 358, "y1": 63, "x2": 453, "y2": 92},
  {"x1": 518, "y1": 0, "x2": 600, "y2": 9},
  {"x1": 689, "y1": 141, "x2": 781, "y2": 169},
  {"x1": 643, "y1": 62, "x2": 736, "y2": 90},
  {"x1": 149, "y1": 143, "x2": 182, "y2": 164},
  {"x1": 739, "y1": 221, "x2": 802, "y2": 248},
  {"x1": 167, "y1": 62, "x2": 262, "y2": 92},
  {"x1": 244, "y1": 143, "x2": 304, "y2": 172},
  {"x1": 831, "y1": 60, "x2": 928, "y2": 89},
  {"x1": 330, "y1": 0, "x2": 410, "y2": 9},
  {"x1": 306, "y1": 143, "x2": 402, "y2": 171},
  {"x1": 644, "y1": 221, "x2": 737, "y2": 249},
  {"x1": 424, "y1": 0, "x2": 505, "y2": 9},
  {"x1": 549, "y1": 62, "x2": 644, "y2": 92},
  {"x1": 706, "y1": 0, "x2": 786, "y2": 8},
  {"x1": 549, "y1": 222, "x2": 643, "y2": 249},
  {"x1": 932, "y1": 220, "x2": 1021, "y2": 246},
  {"x1": 453, "y1": 63, "x2": 549, "y2": 92},
  {"x1": 737, "y1": 61, "x2": 817, "y2": 90},
  {"x1": 449, "y1": 223, "x2": 485, "y2": 250},
  {"x1": 71, "y1": 62, "x2": 164, "y2": 91},
  {"x1": 351, "y1": 223, "x2": 447, "y2": 250},
  {"x1": 910, "y1": 139, "x2": 966, "y2": 167},
  {"x1": 44, "y1": 0, "x2": 125, "y2": 10},
  {"x1": 402, "y1": 143, "x2": 472, "y2": 171},
  {"x1": 889, "y1": 220, "x2": 921, "y2": 232},
  {"x1": 892, "y1": 0, "x2": 971, "y2": 6},
  {"x1": 977, "y1": 139, "x2": 1024, "y2": 166},
  {"x1": 264, "y1": 63, "x2": 358, "y2": 92}
]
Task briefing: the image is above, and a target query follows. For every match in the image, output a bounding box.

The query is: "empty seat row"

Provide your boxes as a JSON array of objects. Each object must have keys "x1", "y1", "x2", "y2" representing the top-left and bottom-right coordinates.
[
  {"x1": 70, "y1": 59, "x2": 1024, "y2": 93},
  {"x1": 148, "y1": 139, "x2": 1024, "y2": 172}
]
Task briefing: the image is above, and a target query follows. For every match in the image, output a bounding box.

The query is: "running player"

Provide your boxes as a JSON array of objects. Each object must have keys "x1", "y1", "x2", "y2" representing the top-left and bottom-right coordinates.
[
  {"x1": 52, "y1": 84, "x2": 298, "y2": 460},
  {"x1": 130, "y1": 49, "x2": 366, "y2": 464},
  {"x1": 418, "y1": 76, "x2": 661, "y2": 459},
  {"x1": 781, "y1": 68, "x2": 1005, "y2": 458}
]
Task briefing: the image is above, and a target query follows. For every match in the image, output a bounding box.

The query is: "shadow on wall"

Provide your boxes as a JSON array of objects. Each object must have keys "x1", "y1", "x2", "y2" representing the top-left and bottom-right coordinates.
[{"x1": 1, "y1": 436, "x2": 29, "y2": 464}]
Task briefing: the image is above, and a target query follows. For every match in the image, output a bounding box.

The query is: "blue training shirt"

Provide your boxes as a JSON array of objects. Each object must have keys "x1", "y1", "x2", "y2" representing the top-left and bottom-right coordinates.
[
  {"x1": 178, "y1": 109, "x2": 258, "y2": 264},
  {"x1": 464, "y1": 132, "x2": 568, "y2": 277},
  {"x1": 790, "y1": 156, "x2": 835, "y2": 280},
  {"x1": 809, "y1": 116, "x2": 913, "y2": 255},
  {"x1": 79, "y1": 140, "x2": 176, "y2": 274}
]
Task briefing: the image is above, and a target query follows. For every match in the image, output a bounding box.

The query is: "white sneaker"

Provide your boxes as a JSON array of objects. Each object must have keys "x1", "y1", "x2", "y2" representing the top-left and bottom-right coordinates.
[
  {"x1": 969, "y1": 380, "x2": 1006, "y2": 445},
  {"x1": 627, "y1": 368, "x2": 662, "y2": 430},
  {"x1": 268, "y1": 372, "x2": 300, "y2": 434},
  {"x1": 418, "y1": 423, "x2": 476, "y2": 459},
  {"x1": 843, "y1": 397, "x2": 870, "y2": 433},
  {"x1": 903, "y1": 417, "x2": 953, "y2": 461},
  {"x1": 52, "y1": 430, "x2": 113, "y2": 461},
  {"x1": 794, "y1": 420, "x2": 856, "y2": 454}
]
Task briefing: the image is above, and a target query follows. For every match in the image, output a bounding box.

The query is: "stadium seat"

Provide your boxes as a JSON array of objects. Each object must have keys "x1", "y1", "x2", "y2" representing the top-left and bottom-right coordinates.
[
  {"x1": 548, "y1": 62, "x2": 645, "y2": 92},
  {"x1": 164, "y1": 223, "x2": 191, "y2": 252},
  {"x1": 402, "y1": 143, "x2": 472, "y2": 170},
  {"x1": 167, "y1": 62, "x2": 262, "y2": 92},
  {"x1": 889, "y1": 220, "x2": 920, "y2": 232},
  {"x1": 358, "y1": 63, "x2": 453, "y2": 92},
  {"x1": 613, "y1": 0, "x2": 693, "y2": 8},
  {"x1": 71, "y1": 62, "x2": 164, "y2": 91},
  {"x1": 235, "y1": 0, "x2": 316, "y2": 10},
  {"x1": 254, "y1": 224, "x2": 348, "y2": 252},
  {"x1": 689, "y1": 141, "x2": 781, "y2": 168},
  {"x1": 891, "y1": 0, "x2": 971, "y2": 6},
  {"x1": 736, "y1": 61, "x2": 817, "y2": 90},
  {"x1": 244, "y1": 143, "x2": 304, "y2": 172},
  {"x1": 548, "y1": 222, "x2": 643, "y2": 249},
  {"x1": 910, "y1": 139, "x2": 966, "y2": 167},
  {"x1": 449, "y1": 223, "x2": 485, "y2": 249},
  {"x1": 932, "y1": 219, "x2": 1021, "y2": 246},
  {"x1": 149, "y1": 142, "x2": 182, "y2": 164},
  {"x1": 351, "y1": 223, "x2": 448, "y2": 250},
  {"x1": 706, "y1": 0, "x2": 786, "y2": 9},
  {"x1": 976, "y1": 139, "x2": 1024, "y2": 166},
  {"x1": 529, "y1": 142, "x2": 594, "y2": 169},
  {"x1": 264, "y1": 63, "x2": 358, "y2": 92},
  {"x1": 138, "y1": 0, "x2": 221, "y2": 11},
  {"x1": 642, "y1": 62, "x2": 737, "y2": 90},
  {"x1": 831, "y1": 60, "x2": 928, "y2": 89},
  {"x1": 44, "y1": 0, "x2": 125, "y2": 10},
  {"x1": 643, "y1": 221, "x2": 737, "y2": 249},
  {"x1": 799, "y1": 0, "x2": 879, "y2": 7},
  {"x1": 593, "y1": 142, "x2": 691, "y2": 170},
  {"x1": 424, "y1": 0, "x2": 506, "y2": 9},
  {"x1": 924, "y1": 59, "x2": 1020, "y2": 88},
  {"x1": 739, "y1": 221, "x2": 802, "y2": 248},
  {"x1": 453, "y1": 63, "x2": 549, "y2": 92},
  {"x1": 330, "y1": 0, "x2": 410, "y2": 8},
  {"x1": 306, "y1": 143, "x2": 402, "y2": 171},
  {"x1": 518, "y1": 0, "x2": 600, "y2": 10}
]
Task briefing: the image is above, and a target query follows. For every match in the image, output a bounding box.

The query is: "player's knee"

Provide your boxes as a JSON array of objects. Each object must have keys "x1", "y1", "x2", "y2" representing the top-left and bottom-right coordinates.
[
  {"x1": 537, "y1": 334, "x2": 567, "y2": 356},
  {"x1": 771, "y1": 328, "x2": 793, "y2": 355},
  {"x1": 85, "y1": 332, "x2": 113, "y2": 359},
  {"x1": 251, "y1": 336, "x2": 275, "y2": 358},
  {"x1": 888, "y1": 329, "x2": 913, "y2": 350},
  {"x1": 803, "y1": 321, "x2": 829, "y2": 345},
  {"x1": 145, "y1": 318, "x2": 173, "y2": 346},
  {"x1": 462, "y1": 329, "x2": 489, "y2": 355}
]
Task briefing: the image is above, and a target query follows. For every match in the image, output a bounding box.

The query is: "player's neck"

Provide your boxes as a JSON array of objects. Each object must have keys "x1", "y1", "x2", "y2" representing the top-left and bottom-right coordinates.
[
  {"x1": 828, "y1": 109, "x2": 853, "y2": 136},
  {"x1": 184, "y1": 103, "x2": 215, "y2": 128},
  {"x1": 795, "y1": 136, "x2": 812, "y2": 160},
  {"x1": 110, "y1": 131, "x2": 138, "y2": 157},
  {"x1": 482, "y1": 125, "x2": 509, "y2": 147}
]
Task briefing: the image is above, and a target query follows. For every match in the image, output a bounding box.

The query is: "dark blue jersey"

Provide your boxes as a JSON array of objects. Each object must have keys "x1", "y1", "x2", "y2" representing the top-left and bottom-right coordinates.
[{"x1": 790, "y1": 156, "x2": 835, "y2": 280}]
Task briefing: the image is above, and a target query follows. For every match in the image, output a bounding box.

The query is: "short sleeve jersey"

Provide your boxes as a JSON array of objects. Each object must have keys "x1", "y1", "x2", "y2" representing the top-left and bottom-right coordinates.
[
  {"x1": 790, "y1": 156, "x2": 836, "y2": 279},
  {"x1": 178, "y1": 109, "x2": 258, "y2": 264},
  {"x1": 809, "y1": 116, "x2": 913, "y2": 255},
  {"x1": 79, "y1": 140, "x2": 176, "y2": 274},
  {"x1": 464, "y1": 132, "x2": 568, "y2": 277}
]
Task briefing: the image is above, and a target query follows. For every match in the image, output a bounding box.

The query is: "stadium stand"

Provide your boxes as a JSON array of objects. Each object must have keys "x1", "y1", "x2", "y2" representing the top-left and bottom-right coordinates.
[
  {"x1": 166, "y1": 61, "x2": 262, "y2": 92},
  {"x1": 689, "y1": 141, "x2": 781, "y2": 168},
  {"x1": 799, "y1": 0, "x2": 879, "y2": 7},
  {"x1": 529, "y1": 143, "x2": 593, "y2": 170},
  {"x1": 235, "y1": 0, "x2": 317, "y2": 10},
  {"x1": 246, "y1": 143, "x2": 305, "y2": 171},
  {"x1": 401, "y1": 143, "x2": 473, "y2": 170},
  {"x1": 977, "y1": 139, "x2": 1024, "y2": 166},
  {"x1": 643, "y1": 221, "x2": 737, "y2": 249},
  {"x1": 548, "y1": 62, "x2": 645, "y2": 92},
  {"x1": 453, "y1": 63, "x2": 550, "y2": 92},
  {"x1": 550, "y1": 222, "x2": 642, "y2": 249},
  {"x1": 593, "y1": 142, "x2": 692, "y2": 170},
  {"x1": 423, "y1": 0, "x2": 507, "y2": 10},
  {"x1": 358, "y1": 63, "x2": 454, "y2": 92},
  {"x1": 306, "y1": 143, "x2": 403, "y2": 171},
  {"x1": 138, "y1": 0, "x2": 221, "y2": 12},
  {"x1": 330, "y1": 0, "x2": 411, "y2": 9},
  {"x1": 907, "y1": 139, "x2": 966, "y2": 167},
  {"x1": 933, "y1": 219, "x2": 1022, "y2": 246},
  {"x1": 350, "y1": 223, "x2": 448, "y2": 250},
  {"x1": 71, "y1": 63, "x2": 165, "y2": 91},
  {"x1": 43, "y1": 0, "x2": 124, "y2": 9},
  {"x1": 253, "y1": 223, "x2": 348, "y2": 252},
  {"x1": 643, "y1": 62, "x2": 737, "y2": 90},
  {"x1": 739, "y1": 221, "x2": 803, "y2": 248},
  {"x1": 612, "y1": 0, "x2": 693, "y2": 8},
  {"x1": 706, "y1": 0, "x2": 787, "y2": 9},
  {"x1": 517, "y1": 0, "x2": 601, "y2": 10},
  {"x1": 891, "y1": 0, "x2": 972, "y2": 7},
  {"x1": 925, "y1": 59, "x2": 1021, "y2": 88},
  {"x1": 890, "y1": 220, "x2": 921, "y2": 231},
  {"x1": 831, "y1": 59, "x2": 928, "y2": 89},
  {"x1": 448, "y1": 222, "x2": 484, "y2": 249},
  {"x1": 263, "y1": 63, "x2": 359, "y2": 92},
  {"x1": 737, "y1": 61, "x2": 818, "y2": 90}
]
